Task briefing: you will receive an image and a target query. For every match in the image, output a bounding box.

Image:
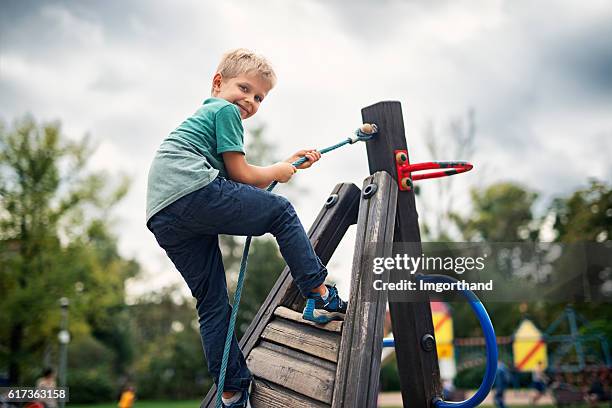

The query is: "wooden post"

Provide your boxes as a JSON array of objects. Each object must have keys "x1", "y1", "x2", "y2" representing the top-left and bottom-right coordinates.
[
  {"x1": 201, "y1": 183, "x2": 361, "y2": 408},
  {"x1": 362, "y1": 101, "x2": 442, "y2": 407},
  {"x1": 332, "y1": 171, "x2": 398, "y2": 408}
]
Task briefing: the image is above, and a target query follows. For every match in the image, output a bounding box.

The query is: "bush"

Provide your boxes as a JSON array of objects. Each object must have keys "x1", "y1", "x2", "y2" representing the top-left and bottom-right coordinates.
[
  {"x1": 455, "y1": 366, "x2": 486, "y2": 389},
  {"x1": 66, "y1": 335, "x2": 118, "y2": 403},
  {"x1": 380, "y1": 358, "x2": 402, "y2": 391},
  {"x1": 68, "y1": 370, "x2": 115, "y2": 403}
]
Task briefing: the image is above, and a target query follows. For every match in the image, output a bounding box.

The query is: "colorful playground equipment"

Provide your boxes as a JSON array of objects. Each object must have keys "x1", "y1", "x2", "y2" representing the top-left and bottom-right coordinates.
[
  {"x1": 383, "y1": 275, "x2": 497, "y2": 408},
  {"x1": 203, "y1": 101, "x2": 496, "y2": 408},
  {"x1": 544, "y1": 306, "x2": 611, "y2": 373}
]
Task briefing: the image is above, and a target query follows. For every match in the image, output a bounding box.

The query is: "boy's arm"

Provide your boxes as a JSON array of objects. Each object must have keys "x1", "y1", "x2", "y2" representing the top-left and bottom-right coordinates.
[{"x1": 223, "y1": 152, "x2": 295, "y2": 188}]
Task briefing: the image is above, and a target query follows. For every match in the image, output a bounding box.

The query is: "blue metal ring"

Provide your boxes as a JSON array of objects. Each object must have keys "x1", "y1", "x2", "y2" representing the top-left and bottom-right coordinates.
[{"x1": 382, "y1": 274, "x2": 498, "y2": 408}]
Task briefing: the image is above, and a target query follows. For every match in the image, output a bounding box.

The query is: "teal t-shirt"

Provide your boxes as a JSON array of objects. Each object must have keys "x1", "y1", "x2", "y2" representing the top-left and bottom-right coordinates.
[{"x1": 146, "y1": 98, "x2": 244, "y2": 221}]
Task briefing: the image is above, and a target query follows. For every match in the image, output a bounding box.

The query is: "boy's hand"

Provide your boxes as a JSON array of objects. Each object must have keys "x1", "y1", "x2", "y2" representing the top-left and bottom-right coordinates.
[
  {"x1": 286, "y1": 149, "x2": 321, "y2": 170},
  {"x1": 273, "y1": 162, "x2": 297, "y2": 183}
]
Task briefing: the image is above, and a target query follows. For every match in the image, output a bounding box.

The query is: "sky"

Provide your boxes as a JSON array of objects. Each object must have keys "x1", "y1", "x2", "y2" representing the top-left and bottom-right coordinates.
[{"x1": 1, "y1": 0, "x2": 611, "y2": 299}]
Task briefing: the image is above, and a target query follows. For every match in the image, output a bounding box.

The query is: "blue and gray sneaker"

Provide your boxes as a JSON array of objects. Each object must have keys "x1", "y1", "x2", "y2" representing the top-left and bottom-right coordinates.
[
  {"x1": 222, "y1": 384, "x2": 251, "y2": 408},
  {"x1": 303, "y1": 284, "x2": 348, "y2": 324}
]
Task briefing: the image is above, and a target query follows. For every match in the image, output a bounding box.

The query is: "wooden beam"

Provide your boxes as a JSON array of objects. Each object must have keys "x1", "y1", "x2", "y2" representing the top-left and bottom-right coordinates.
[
  {"x1": 273, "y1": 306, "x2": 343, "y2": 333},
  {"x1": 332, "y1": 171, "x2": 398, "y2": 408},
  {"x1": 201, "y1": 182, "x2": 361, "y2": 408},
  {"x1": 247, "y1": 342, "x2": 336, "y2": 404},
  {"x1": 250, "y1": 378, "x2": 329, "y2": 408},
  {"x1": 261, "y1": 318, "x2": 341, "y2": 363},
  {"x1": 362, "y1": 101, "x2": 442, "y2": 407}
]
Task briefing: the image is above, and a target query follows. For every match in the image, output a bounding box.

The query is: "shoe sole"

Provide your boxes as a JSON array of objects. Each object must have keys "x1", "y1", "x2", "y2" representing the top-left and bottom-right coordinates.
[
  {"x1": 224, "y1": 382, "x2": 252, "y2": 408},
  {"x1": 303, "y1": 305, "x2": 346, "y2": 324}
]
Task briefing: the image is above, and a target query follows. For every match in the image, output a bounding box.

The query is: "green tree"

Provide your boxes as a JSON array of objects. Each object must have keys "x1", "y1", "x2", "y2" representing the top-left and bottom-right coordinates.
[
  {"x1": 449, "y1": 183, "x2": 540, "y2": 339},
  {"x1": 452, "y1": 182, "x2": 539, "y2": 242},
  {"x1": 129, "y1": 286, "x2": 209, "y2": 400},
  {"x1": 552, "y1": 179, "x2": 612, "y2": 243},
  {"x1": 0, "y1": 116, "x2": 137, "y2": 385},
  {"x1": 549, "y1": 179, "x2": 612, "y2": 341},
  {"x1": 450, "y1": 180, "x2": 612, "y2": 364}
]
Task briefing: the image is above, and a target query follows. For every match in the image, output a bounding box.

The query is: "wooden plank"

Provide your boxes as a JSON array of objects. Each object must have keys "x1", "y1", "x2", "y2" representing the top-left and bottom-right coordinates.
[
  {"x1": 273, "y1": 306, "x2": 343, "y2": 333},
  {"x1": 362, "y1": 101, "x2": 442, "y2": 407},
  {"x1": 332, "y1": 171, "x2": 398, "y2": 408},
  {"x1": 262, "y1": 318, "x2": 341, "y2": 363},
  {"x1": 258, "y1": 341, "x2": 336, "y2": 373},
  {"x1": 201, "y1": 183, "x2": 360, "y2": 408},
  {"x1": 250, "y1": 378, "x2": 329, "y2": 408},
  {"x1": 247, "y1": 344, "x2": 335, "y2": 404}
]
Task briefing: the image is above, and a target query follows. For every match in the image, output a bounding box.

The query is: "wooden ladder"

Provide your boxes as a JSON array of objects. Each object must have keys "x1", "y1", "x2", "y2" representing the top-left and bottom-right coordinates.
[{"x1": 202, "y1": 171, "x2": 397, "y2": 408}]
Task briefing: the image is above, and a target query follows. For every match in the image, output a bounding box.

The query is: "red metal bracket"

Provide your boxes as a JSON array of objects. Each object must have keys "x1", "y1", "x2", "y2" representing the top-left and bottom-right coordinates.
[{"x1": 394, "y1": 149, "x2": 473, "y2": 191}]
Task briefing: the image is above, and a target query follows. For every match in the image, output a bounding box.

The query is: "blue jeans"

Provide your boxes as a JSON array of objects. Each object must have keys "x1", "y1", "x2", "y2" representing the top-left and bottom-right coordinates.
[{"x1": 147, "y1": 177, "x2": 328, "y2": 392}]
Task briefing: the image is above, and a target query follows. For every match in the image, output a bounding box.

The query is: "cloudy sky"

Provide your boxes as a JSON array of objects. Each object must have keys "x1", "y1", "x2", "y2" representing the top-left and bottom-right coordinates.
[{"x1": 1, "y1": 0, "x2": 611, "y2": 298}]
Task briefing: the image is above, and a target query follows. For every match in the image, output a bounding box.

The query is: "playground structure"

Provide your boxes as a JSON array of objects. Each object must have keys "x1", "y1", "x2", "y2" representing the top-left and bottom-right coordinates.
[
  {"x1": 201, "y1": 101, "x2": 497, "y2": 408},
  {"x1": 545, "y1": 306, "x2": 610, "y2": 373},
  {"x1": 433, "y1": 306, "x2": 610, "y2": 385}
]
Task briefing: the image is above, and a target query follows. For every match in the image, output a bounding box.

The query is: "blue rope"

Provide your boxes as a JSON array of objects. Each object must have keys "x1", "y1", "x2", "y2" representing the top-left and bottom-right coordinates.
[
  {"x1": 215, "y1": 125, "x2": 377, "y2": 407},
  {"x1": 381, "y1": 274, "x2": 498, "y2": 408}
]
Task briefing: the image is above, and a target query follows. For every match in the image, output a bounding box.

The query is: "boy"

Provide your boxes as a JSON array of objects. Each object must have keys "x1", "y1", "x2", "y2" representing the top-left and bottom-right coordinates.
[{"x1": 146, "y1": 49, "x2": 347, "y2": 408}]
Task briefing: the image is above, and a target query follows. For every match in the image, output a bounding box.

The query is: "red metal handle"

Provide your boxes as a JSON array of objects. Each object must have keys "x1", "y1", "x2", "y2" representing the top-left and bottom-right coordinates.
[{"x1": 395, "y1": 150, "x2": 473, "y2": 191}]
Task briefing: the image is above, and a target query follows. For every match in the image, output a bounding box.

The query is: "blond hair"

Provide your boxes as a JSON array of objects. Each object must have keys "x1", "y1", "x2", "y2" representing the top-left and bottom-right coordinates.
[{"x1": 214, "y1": 48, "x2": 277, "y2": 91}]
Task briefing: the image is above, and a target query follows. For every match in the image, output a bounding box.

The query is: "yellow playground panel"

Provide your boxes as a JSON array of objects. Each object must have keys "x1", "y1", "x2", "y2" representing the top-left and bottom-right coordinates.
[{"x1": 513, "y1": 319, "x2": 548, "y2": 372}]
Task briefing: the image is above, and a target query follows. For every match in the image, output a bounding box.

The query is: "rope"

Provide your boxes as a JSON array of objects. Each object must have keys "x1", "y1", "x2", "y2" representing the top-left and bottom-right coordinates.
[{"x1": 215, "y1": 124, "x2": 377, "y2": 407}]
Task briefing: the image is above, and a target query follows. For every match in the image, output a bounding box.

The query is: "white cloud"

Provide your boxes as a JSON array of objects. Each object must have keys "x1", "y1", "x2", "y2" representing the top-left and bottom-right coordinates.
[{"x1": 1, "y1": 0, "x2": 611, "y2": 297}]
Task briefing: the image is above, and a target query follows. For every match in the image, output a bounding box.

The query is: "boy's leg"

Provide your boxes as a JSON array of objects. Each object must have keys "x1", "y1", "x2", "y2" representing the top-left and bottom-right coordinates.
[
  {"x1": 182, "y1": 178, "x2": 328, "y2": 297},
  {"x1": 147, "y1": 213, "x2": 251, "y2": 394}
]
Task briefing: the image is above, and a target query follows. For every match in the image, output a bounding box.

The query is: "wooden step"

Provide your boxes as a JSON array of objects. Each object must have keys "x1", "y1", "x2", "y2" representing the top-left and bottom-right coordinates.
[
  {"x1": 274, "y1": 306, "x2": 344, "y2": 333},
  {"x1": 251, "y1": 378, "x2": 329, "y2": 408},
  {"x1": 247, "y1": 341, "x2": 336, "y2": 404},
  {"x1": 262, "y1": 318, "x2": 341, "y2": 363}
]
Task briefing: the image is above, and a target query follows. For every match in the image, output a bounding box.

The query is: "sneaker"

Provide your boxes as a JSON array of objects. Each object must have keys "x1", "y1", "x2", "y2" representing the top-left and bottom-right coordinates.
[
  {"x1": 222, "y1": 385, "x2": 251, "y2": 408},
  {"x1": 302, "y1": 284, "x2": 348, "y2": 324}
]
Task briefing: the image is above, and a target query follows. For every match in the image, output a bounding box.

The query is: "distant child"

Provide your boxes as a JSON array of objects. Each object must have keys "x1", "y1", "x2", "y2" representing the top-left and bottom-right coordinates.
[
  {"x1": 494, "y1": 360, "x2": 510, "y2": 408},
  {"x1": 530, "y1": 361, "x2": 547, "y2": 405},
  {"x1": 117, "y1": 385, "x2": 135, "y2": 408},
  {"x1": 146, "y1": 49, "x2": 347, "y2": 407},
  {"x1": 35, "y1": 367, "x2": 57, "y2": 408}
]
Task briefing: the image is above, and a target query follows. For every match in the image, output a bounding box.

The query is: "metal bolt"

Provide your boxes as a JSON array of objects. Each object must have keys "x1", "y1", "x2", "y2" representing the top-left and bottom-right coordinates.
[
  {"x1": 363, "y1": 183, "x2": 378, "y2": 199},
  {"x1": 400, "y1": 177, "x2": 413, "y2": 190},
  {"x1": 421, "y1": 334, "x2": 435, "y2": 352},
  {"x1": 325, "y1": 194, "x2": 339, "y2": 208},
  {"x1": 395, "y1": 151, "x2": 408, "y2": 164}
]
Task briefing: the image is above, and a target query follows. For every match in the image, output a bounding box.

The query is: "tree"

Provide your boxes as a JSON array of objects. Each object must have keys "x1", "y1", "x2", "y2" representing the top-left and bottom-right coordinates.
[
  {"x1": 0, "y1": 116, "x2": 136, "y2": 385},
  {"x1": 549, "y1": 179, "x2": 612, "y2": 340},
  {"x1": 552, "y1": 179, "x2": 612, "y2": 243},
  {"x1": 448, "y1": 183, "x2": 540, "y2": 338},
  {"x1": 452, "y1": 182, "x2": 539, "y2": 242},
  {"x1": 129, "y1": 286, "x2": 209, "y2": 400}
]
